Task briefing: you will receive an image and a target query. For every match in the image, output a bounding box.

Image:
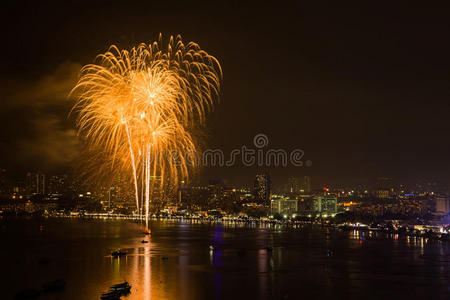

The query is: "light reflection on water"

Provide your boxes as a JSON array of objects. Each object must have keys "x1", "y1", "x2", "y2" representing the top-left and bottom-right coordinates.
[{"x1": 1, "y1": 217, "x2": 449, "y2": 300}]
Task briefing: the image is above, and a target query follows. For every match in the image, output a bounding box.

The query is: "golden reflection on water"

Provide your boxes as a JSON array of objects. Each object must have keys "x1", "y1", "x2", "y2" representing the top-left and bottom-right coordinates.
[{"x1": 104, "y1": 241, "x2": 181, "y2": 300}]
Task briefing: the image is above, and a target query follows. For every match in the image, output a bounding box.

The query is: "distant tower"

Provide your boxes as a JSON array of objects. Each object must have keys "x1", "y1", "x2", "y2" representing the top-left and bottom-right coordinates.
[
  {"x1": 435, "y1": 197, "x2": 450, "y2": 215},
  {"x1": 375, "y1": 177, "x2": 393, "y2": 198},
  {"x1": 208, "y1": 179, "x2": 225, "y2": 206},
  {"x1": 303, "y1": 176, "x2": 311, "y2": 194},
  {"x1": 288, "y1": 177, "x2": 300, "y2": 194},
  {"x1": 26, "y1": 172, "x2": 45, "y2": 195},
  {"x1": 253, "y1": 174, "x2": 271, "y2": 204},
  {"x1": 48, "y1": 175, "x2": 68, "y2": 195}
]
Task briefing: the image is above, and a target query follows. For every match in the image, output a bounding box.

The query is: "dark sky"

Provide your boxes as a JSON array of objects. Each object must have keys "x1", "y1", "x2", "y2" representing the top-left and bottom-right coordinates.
[{"x1": 0, "y1": 1, "x2": 449, "y2": 188}]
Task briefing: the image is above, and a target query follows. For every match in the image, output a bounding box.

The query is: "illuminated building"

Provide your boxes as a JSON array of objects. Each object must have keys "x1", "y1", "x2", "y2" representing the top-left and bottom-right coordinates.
[
  {"x1": 303, "y1": 176, "x2": 311, "y2": 194},
  {"x1": 25, "y1": 172, "x2": 45, "y2": 195},
  {"x1": 179, "y1": 185, "x2": 210, "y2": 209},
  {"x1": 312, "y1": 196, "x2": 337, "y2": 214},
  {"x1": 208, "y1": 179, "x2": 225, "y2": 206},
  {"x1": 375, "y1": 189, "x2": 390, "y2": 199},
  {"x1": 435, "y1": 197, "x2": 450, "y2": 215},
  {"x1": 48, "y1": 175, "x2": 68, "y2": 195},
  {"x1": 374, "y1": 177, "x2": 394, "y2": 199},
  {"x1": 287, "y1": 177, "x2": 300, "y2": 193},
  {"x1": 253, "y1": 174, "x2": 271, "y2": 204},
  {"x1": 271, "y1": 197, "x2": 298, "y2": 217},
  {"x1": 398, "y1": 197, "x2": 426, "y2": 216}
]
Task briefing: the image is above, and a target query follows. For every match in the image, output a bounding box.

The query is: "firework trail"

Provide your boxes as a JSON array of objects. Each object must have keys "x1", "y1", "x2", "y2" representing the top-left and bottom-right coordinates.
[{"x1": 71, "y1": 34, "x2": 221, "y2": 226}]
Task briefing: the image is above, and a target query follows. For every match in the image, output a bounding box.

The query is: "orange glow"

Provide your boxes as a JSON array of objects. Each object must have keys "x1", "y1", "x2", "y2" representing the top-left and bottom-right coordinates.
[{"x1": 339, "y1": 202, "x2": 359, "y2": 207}]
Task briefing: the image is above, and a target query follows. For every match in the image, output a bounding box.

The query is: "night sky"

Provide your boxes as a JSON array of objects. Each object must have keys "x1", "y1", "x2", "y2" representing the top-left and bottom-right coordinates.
[{"x1": 1, "y1": 1, "x2": 449, "y2": 188}]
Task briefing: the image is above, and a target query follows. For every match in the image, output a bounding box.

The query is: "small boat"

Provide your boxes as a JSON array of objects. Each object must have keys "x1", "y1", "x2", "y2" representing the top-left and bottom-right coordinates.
[
  {"x1": 110, "y1": 281, "x2": 130, "y2": 290},
  {"x1": 111, "y1": 250, "x2": 127, "y2": 257},
  {"x1": 141, "y1": 240, "x2": 149, "y2": 244},
  {"x1": 264, "y1": 246, "x2": 273, "y2": 252},
  {"x1": 109, "y1": 281, "x2": 131, "y2": 295},
  {"x1": 161, "y1": 256, "x2": 169, "y2": 260},
  {"x1": 42, "y1": 279, "x2": 66, "y2": 292},
  {"x1": 209, "y1": 245, "x2": 215, "y2": 251}
]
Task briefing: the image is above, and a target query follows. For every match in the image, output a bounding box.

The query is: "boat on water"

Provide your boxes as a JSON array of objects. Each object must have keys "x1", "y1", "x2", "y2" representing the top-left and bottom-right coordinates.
[
  {"x1": 141, "y1": 240, "x2": 149, "y2": 243},
  {"x1": 141, "y1": 227, "x2": 151, "y2": 235},
  {"x1": 110, "y1": 281, "x2": 131, "y2": 292},
  {"x1": 337, "y1": 223, "x2": 369, "y2": 230},
  {"x1": 101, "y1": 281, "x2": 131, "y2": 299},
  {"x1": 111, "y1": 250, "x2": 127, "y2": 257},
  {"x1": 111, "y1": 281, "x2": 129, "y2": 287}
]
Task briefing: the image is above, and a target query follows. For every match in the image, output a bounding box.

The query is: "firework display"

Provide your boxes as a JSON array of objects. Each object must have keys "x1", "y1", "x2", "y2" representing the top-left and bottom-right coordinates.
[{"x1": 72, "y1": 34, "x2": 221, "y2": 226}]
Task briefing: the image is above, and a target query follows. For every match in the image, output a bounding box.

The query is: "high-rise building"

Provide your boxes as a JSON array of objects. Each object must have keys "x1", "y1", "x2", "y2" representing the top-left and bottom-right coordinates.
[
  {"x1": 312, "y1": 196, "x2": 337, "y2": 214},
  {"x1": 374, "y1": 177, "x2": 394, "y2": 198},
  {"x1": 287, "y1": 177, "x2": 300, "y2": 194},
  {"x1": 271, "y1": 197, "x2": 298, "y2": 217},
  {"x1": 435, "y1": 197, "x2": 450, "y2": 215},
  {"x1": 303, "y1": 176, "x2": 311, "y2": 194},
  {"x1": 208, "y1": 179, "x2": 225, "y2": 206},
  {"x1": 26, "y1": 172, "x2": 45, "y2": 195},
  {"x1": 179, "y1": 185, "x2": 210, "y2": 209},
  {"x1": 254, "y1": 174, "x2": 271, "y2": 204},
  {"x1": 48, "y1": 175, "x2": 68, "y2": 195},
  {"x1": 375, "y1": 190, "x2": 390, "y2": 199}
]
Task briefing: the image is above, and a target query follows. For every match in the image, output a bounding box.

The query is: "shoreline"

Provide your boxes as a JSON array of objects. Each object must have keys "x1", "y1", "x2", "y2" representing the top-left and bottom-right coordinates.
[{"x1": 3, "y1": 214, "x2": 449, "y2": 242}]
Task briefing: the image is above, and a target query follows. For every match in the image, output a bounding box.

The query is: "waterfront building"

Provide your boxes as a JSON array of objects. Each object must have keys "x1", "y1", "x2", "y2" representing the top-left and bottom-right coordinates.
[
  {"x1": 271, "y1": 197, "x2": 298, "y2": 217},
  {"x1": 436, "y1": 197, "x2": 450, "y2": 215},
  {"x1": 312, "y1": 196, "x2": 337, "y2": 215},
  {"x1": 48, "y1": 175, "x2": 68, "y2": 195},
  {"x1": 25, "y1": 172, "x2": 45, "y2": 195},
  {"x1": 253, "y1": 174, "x2": 271, "y2": 204},
  {"x1": 302, "y1": 176, "x2": 311, "y2": 194}
]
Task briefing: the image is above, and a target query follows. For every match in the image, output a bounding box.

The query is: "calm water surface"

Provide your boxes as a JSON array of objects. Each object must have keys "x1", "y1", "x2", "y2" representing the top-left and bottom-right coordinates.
[{"x1": 1, "y1": 217, "x2": 449, "y2": 300}]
